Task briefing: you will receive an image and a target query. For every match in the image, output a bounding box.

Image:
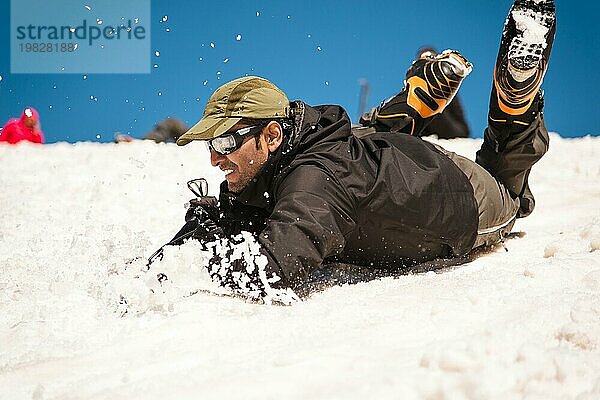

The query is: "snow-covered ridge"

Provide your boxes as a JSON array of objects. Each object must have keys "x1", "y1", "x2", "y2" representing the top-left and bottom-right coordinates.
[{"x1": 1, "y1": 134, "x2": 599, "y2": 399}]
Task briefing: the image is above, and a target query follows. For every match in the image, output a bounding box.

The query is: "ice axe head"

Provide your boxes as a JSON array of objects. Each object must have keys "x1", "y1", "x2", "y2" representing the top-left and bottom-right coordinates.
[{"x1": 187, "y1": 178, "x2": 208, "y2": 197}]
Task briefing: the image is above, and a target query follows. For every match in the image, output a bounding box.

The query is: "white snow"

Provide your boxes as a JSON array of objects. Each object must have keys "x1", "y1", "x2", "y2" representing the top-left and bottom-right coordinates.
[
  {"x1": 1, "y1": 134, "x2": 600, "y2": 399},
  {"x1": 512, "y1": 8, "x2": 550, "y2": 44}
]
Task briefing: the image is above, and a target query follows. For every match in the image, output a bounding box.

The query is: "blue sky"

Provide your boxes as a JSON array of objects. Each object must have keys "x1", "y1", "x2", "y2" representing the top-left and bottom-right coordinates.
[{"x1": 0, "y1": 0, "x2": 598, "y2": 143}]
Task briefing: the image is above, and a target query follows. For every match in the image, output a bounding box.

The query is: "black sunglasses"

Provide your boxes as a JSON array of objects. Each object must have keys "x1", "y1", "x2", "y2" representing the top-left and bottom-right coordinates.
[{"x1": 207, "y1": 124, "x2": 265, "y2": 155}]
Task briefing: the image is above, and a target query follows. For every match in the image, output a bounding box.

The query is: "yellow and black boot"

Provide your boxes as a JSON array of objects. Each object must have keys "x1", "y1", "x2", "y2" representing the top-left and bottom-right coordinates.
[
  {"x1": 487, "y1": 0, "x2": 556, "y2": 150},
  {"x1": 367, "y1": 50, "x2": 473, "y2": 136},
  {"x1": 476, "y1": 0, "x2": 556, "y2": 218}
]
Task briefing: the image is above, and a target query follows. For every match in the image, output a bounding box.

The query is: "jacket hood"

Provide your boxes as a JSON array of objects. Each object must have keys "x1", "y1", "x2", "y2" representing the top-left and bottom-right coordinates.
[
  {"x1": 283, "y1": 101, "x2": 352, "y2": 156},
  {"x1": 21, "y1": 107, "x2": 40, "y2": 122}
]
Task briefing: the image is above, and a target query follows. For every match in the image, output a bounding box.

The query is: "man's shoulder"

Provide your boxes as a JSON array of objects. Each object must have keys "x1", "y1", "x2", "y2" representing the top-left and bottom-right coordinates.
[
  {"x1": 276, "y1": 163, "x2": 348, "y2": 199},
  {"x1": 296, "y1": 102, "x2": 349, "y2": 125},
  {"x1": 311, "y1": 104, "x2": 349, "y2": 120}
]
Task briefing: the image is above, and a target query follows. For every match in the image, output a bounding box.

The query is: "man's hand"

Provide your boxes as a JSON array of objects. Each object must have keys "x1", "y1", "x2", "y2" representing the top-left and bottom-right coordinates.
[
  {"x1": 185, "y1": 196, "x2": 219, "y2": 222},
  {"x1": 192, "y1": 216, "x2": 224, "y2": 243},
  {"x1": 185, "y1": 196, "x2": 225, "y2": 243},
  {"x1": 165, "y1": 196, "x2": 221, "y2": 247}
]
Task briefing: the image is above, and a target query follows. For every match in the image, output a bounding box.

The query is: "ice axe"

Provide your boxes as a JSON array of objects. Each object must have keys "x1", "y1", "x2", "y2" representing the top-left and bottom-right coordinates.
[{"x1": 146, "y1": 178, "x2": 213, "y2": 269}]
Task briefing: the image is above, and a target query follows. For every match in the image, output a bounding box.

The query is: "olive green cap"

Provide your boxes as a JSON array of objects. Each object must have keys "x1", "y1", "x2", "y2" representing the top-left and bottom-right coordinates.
[{"x1": 177, "y1": 76, "x2": 290, "y2": 146}]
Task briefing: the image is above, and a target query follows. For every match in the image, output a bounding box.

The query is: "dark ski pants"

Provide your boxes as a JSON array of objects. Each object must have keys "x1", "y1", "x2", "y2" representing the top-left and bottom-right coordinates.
[
  {"x1": 434, "y1": 145, "x2": 519, "y2": 248},
  {"x1": 437, "y1": 112, "x2": 550, "y2": 248}
]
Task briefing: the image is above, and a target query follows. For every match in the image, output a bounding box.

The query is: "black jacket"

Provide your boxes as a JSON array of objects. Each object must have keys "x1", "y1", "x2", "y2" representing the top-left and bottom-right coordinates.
[{"x1": 210, "y1": 102, "x2": 478, "y2": 295}]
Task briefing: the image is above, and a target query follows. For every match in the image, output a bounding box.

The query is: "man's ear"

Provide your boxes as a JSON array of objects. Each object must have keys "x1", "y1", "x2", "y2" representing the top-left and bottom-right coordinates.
[{"x1": 265, "y1": 121, "x2": 284, "y2": 152}]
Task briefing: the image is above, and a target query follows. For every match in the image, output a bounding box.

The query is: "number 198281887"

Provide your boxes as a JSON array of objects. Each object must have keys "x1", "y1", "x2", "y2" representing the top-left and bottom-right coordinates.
[{"x1": 19, "y1": 43, "x2": 77, "y2": 52}]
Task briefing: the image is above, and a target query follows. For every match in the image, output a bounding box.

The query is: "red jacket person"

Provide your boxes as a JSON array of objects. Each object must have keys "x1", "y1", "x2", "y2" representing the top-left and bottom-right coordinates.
[{"x1": 0, "y1": 107, "x2": 45, "y2": 144}]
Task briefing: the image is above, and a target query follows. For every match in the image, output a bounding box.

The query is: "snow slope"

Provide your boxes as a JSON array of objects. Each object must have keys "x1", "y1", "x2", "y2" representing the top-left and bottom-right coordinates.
[{"x1": 1, "y1": 134, "x2": 599, "y2": 399}]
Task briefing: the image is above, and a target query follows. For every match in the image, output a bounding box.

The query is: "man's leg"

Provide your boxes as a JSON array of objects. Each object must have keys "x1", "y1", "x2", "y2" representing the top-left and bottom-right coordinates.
[
  {"x1": 435, "y1": 146, "x2": 520, "y2": 248},
  {"x1": 476, "y1": 0, "x2": 556, "y2": 218},
  {"x1": 360, "y1": 51, "x2": 473, "y2": 136}
]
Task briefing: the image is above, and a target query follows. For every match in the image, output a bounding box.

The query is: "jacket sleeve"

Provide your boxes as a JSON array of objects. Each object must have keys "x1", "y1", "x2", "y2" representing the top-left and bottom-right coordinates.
[
  {"x1": 260, "y1": 166, "x2": 357, "y2": 285},
  {"x1": 202, "y1": 166, "x2": 356, "y2": 303}
]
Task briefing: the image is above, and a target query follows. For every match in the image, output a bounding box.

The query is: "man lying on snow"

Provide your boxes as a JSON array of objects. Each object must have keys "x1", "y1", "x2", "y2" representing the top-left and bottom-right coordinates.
[{"x1": 150, "y1": 0, "x2": 556, "y2": 304}]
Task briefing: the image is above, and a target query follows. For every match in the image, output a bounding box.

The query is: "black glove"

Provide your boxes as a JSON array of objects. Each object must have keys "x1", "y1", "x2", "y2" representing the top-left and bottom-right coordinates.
[
  {"x1": 147, "y1": 179, "x2": 221, "y2": 269},
  {"x1": 192, "y1": 217, "x2": 225, "y2": 243},
  {"x1": 184, "y1": 196, "x2": 225, "y2": 244},
  {"x1": 185, "y1": 196, "x2": 219, "y2": 222},
  {"x1": 147, "y1": 200, "x2": 223, "y2": 268}
]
